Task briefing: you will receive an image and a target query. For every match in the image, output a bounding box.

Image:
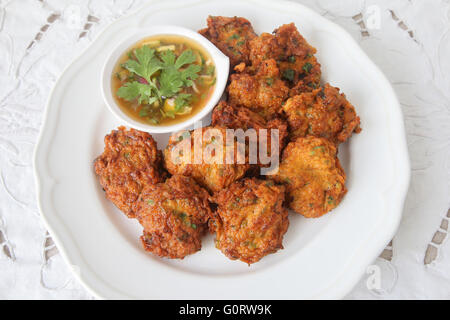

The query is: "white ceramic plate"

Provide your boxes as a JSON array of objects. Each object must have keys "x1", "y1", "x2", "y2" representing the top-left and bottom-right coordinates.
[{"x1": 34, "y1": 0, "x2": 410, "y2": 299}]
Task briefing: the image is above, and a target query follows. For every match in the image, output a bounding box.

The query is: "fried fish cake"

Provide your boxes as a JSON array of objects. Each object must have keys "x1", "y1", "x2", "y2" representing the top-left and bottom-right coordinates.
[
  {"x1": 198, "y1": 15, "x2": 257, "y2": 67},
  {"x1": 249, "y1": 23, "x2": 321, "y2": 91},
  {"x1": 94, "y1": 126, "x2": 165, "y2": 218},
  {"x1": 211, "y1": 101, "x2": 288, "y2": 168},
  {"x1": 227, "y1": 59, "x2": 289, "y2": 118},
  {"x1": 211, "y1": 178, "x2": 289, "y2": 264},
  {"x1": 164, "y1": 126, "x2": 250, "y2": 193},
  {"x1": 282, "y1": 83, "x2": 361, "y2": 144},
  {"x1": 272, "y1": 136, "x2": 347, "y2": 218},
  {"x1": 136, "y1": 175, "x2": 212, "y2": 259}
]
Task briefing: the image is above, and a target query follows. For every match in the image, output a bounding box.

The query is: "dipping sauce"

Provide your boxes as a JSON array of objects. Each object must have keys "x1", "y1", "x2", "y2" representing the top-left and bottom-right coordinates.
[{"x1": 112, "y1": 35, "x2": 216, "y2": 126}]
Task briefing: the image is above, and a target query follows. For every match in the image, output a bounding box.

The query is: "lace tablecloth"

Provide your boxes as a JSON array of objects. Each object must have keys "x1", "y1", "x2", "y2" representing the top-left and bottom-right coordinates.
[{"x1": 0, "y1": 0, "x2": 449, "y2": 299}]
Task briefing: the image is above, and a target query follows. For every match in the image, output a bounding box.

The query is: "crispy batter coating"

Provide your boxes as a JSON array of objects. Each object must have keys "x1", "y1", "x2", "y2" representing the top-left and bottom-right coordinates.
[
  {"x1": 284, "y1": 53, "x2": 321, "y2": 94},
  {"x1": 249, "y1": 33, "x2": 284, "y2": 66},
  {"x1": 164, "y1": 126, "x2": 250, "y2": 193},
  {"x1": 94, "y1": 126, "x2": 165, "y2": 218},
  {"x1": 282, "y1": 83, "x2": 361, "y2": 144},
  {"x1": 211, "y1": 101, "x2": 288, "y2": 168},
  {"x1": 212, "y1": 101, "x2": 268, "y2": 131},
  {"x1": 227, "y1": 59, "x2": 289, "y2": 118},
  {"x1": 135, "y1": 175, "x2": 212, "y2": 259},
  {"x1": 249, "y1": 23, "x2": 321, "y2": 92},
  {"x1": 198, "y1": 15, "x2": 257, "y2": 67},
  {"x1": 211, "y1": 178, "x2": 289, "y2": 264},
  {"x1": 272, "y1": 136, "x2": 347, "y2": 218}
]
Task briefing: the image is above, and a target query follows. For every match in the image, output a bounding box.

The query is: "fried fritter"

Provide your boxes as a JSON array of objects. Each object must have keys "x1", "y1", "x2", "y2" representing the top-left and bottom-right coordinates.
[
  {"x1": 272, "y1": 136, "x2": 347, "y2": 218},
  {"x1": 282, "y1": 83, "x2": 361, "y2": 144},
  {"x1": 211, "y1": 101, "x2": 288, "y2": 168},
  {"x1": 198, "y1": 15, "x2": 257, "y2": 67},
  {"x1": 227, "y1": 59, "x2": 289, "y2": 118},
  {"x1": 211, "y1": 178, "x2": 289, "y2": 264},
  {"x1": 249, "y1": 23, "x2": 317, "y2": 66},
  {"x1": 94, "y1": 126, "x2": 165, "y2": 218},
  {"x1": 135, "y1": 175, "x2": 211, "y2": 259},
  {"x1": 164, "y1": 126, "x2": 250, "y2": 193},
  {"x1": 249, "y1": 23, "x2": 321, "y2": 92}
]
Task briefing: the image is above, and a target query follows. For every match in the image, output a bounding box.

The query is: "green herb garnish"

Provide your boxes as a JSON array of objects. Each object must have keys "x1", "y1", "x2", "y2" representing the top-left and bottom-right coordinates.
[
  {"x1": 158, "y1": 49, "x2": 201, "y2": 97},
  {"x1": 265, "y1": 77, "x2": 274, "y2": 86},
  {"x1": 139, "y1": 106, "x2": 150, "y2": 118},
  {"x1": 282, "y1": 69, "x2": 295, "y2": 82},
  {"x1": 310, "y1": 146, "x2": 325, "y2": 155},
  {"x1": 307, "y1": 82, "x2": 318, "y2": 89},
  {"x1": 302, "y1": 62, "x2": 313, "y2": 73},
  {"x1": 179, "y1": 212, "x2": 187, "y2": 220},
  {"x1": 265, "y1": 180, "x2": 274, "y2": 187},
  {"x1": 174, "y1": 93, "x2": 192, "y2": 113},
  {"x1": 327, "y1": 196, "x2": 335, "y2": 205},
  {"x1": 205, "y1": 65, "x2": 215, "y2": 76}
]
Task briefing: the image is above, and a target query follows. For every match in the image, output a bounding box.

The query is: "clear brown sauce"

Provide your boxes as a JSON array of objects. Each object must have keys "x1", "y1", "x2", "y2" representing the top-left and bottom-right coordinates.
[{"x1": 111, "y1": 35, "x2": 216, "y2": 126}]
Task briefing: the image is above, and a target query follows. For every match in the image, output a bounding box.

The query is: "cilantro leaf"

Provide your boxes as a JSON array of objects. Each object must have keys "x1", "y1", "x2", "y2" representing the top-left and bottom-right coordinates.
[
  {"x1": 159, "y1": 50, "x2": 201, "y2": 97},
  {"x1": 205, "y1": 65, "x2": 215, "y2": 76},
  {"x1": 302, "y1": 62, "x2": 312, "y2": 73},
  {"x1": 175, "y1": 94, "x2": 192, "y2": 112},
  {"x1": 159, "y1": 67, "x2": 184, "y2": 97},
  {"x1": 139, "y1": 107, "x2": 149, "y2": 118},
  {"x1": 180, "y1": 64, "x2": 201, "y2": 87},
  {"x1": 282, "y1": 69, "x2": 295, "y2": 82},
  {"x1": 122, "y1": 46, "x2": 161, "y2": 82},
  {"x1": 160, "y1": 50, "x2": 177, "y2": 67},
  {"x1": 117, "y1": 81, "x2": 155, "y2": 104},
  {"x1": 175, "y1": 50, "x2": 197, "y2": 69}
]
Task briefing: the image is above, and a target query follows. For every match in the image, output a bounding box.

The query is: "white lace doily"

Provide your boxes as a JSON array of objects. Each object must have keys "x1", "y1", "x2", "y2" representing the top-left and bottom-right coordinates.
[{"x1": 0, "y1": 0, "x2": 448, "y2": 299}]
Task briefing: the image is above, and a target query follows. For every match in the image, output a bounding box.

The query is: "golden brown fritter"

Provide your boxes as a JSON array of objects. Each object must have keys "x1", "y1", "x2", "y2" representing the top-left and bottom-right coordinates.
[
  {"x1": 94, "y1": 126, "x2": 165, "y2": 218},
  {"x1": 282, "y1": 83, "x2": 361, "y2": 144},
  {"x1": 249, "y1": 23, "x2": 321, "y2": 92},
  {"x1": 272, "y1": 136, "x2": 347, "y2": 218},
  {"x1": 164, "y1": 126, "x2": 250, "y2": 193},
  {"x1": 135, "y1": 175, "x2": 212, "y2": 259},
  {"x1": 227, "y1": 59, "x2": 289, "y2": 119},
  {"x1": 198, "y1": 15, "x2": 257, "y2": 67},
  {"x1": 211, "y1": 178, "x2": 289, "y2": 264},
  {"x1": 211, "y1": 101, "x2": 288, "y2": 168}
]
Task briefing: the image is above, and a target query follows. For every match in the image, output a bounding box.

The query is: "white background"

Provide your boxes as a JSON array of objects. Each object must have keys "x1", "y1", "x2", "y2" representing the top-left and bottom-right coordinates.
[{"x1": 0, "y1": 0, "x2": 449, "y2": 299}]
